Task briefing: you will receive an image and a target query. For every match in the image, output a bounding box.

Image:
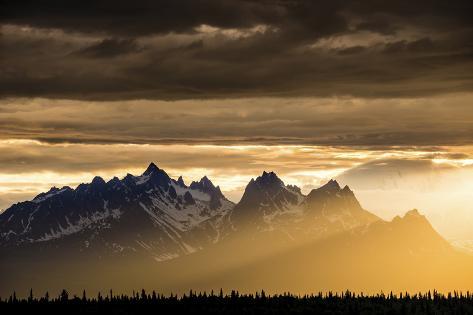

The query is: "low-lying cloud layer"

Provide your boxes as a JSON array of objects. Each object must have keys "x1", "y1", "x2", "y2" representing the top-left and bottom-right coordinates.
[{"x1": 1, "y1": 94, "x2": 473, "y2": 146}]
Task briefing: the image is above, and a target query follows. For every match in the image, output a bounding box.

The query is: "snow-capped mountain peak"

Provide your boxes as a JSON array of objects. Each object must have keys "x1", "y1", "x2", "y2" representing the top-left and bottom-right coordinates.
[{"x1": 0, "y1": 163, "x2": 235, "y2": 261}]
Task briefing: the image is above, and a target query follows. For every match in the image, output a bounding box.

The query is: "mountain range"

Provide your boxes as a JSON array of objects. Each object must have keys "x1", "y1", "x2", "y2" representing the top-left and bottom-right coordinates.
[
  {"x1": 0, "y1": 163, "x2": 234, "y2": 260},
  {"x1": 0, "y1": 163, "x2": 472, "y2": 296}
]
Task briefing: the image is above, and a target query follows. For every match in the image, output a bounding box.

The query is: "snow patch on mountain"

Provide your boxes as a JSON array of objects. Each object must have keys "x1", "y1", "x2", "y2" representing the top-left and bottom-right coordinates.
[
  {"x1": 22, "y1": 205, "x2": 40, "y2": 234},
  {"x1": 262, "y1": 188, "x2": 305, "y2": 225},
  {"x1": 170, "y1": 182, "x2": 211, "y2": 201},
  {"x1": 37, "y1": 205, "x2": 122, "y2": 242},
  {"x1": 135, "y1": 174, "x2": 150, "y2": 185},
  {"x1": 32, "y1": 187, "x2": 70, "y2": 203}
]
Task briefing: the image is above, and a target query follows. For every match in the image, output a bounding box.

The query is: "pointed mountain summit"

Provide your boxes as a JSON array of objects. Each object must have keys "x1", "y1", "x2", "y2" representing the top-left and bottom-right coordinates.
[
  {"x1": 141, "y1": 162, "x2": 166, "y2": 178},
  {"x1": 190, "y1": 176, "x2": 222, "y2": 195},
  {"x1": 242, "y1": 171, "x2": 285, "y2": 195},
  {"x1": 307, "y1": 179, "x2": 353, "y2": 203},
  {"x1": 256, "y1": 171, "x2": 285, "y2": 187},
  {"x1": 317, "y1": 179, "x2": 341, "y2": 192},
  {"x1": 91, "y1": 176, "x2": 106, "y2": 186},
  {"x1": 303, "y1": 179, "x2": 377, "y2": 225},
  {"x1": 391, "y1": 209, "x2": 432, "y2": 228},
  {"x1": 143, "y1": 162, "x2": 160, "y2": 176},
  {"x1": 404, "y1": 208, "x2": 422, "y2": 217},
  {"x1": 230, "y1": 171, "x2": 302, "y2": 229},
  {"x1": 138, "y1": 162, "x2": 171, "y2": 188},
  {"x1": 176, "y1": 176, "x2": 186, "y2": 187}
]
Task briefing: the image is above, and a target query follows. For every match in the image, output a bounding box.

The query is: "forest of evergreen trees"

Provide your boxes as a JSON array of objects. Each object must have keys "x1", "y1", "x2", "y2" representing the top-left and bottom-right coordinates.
[{"x1": 1, "y1": 289, "x2": 473, "y2": 314}]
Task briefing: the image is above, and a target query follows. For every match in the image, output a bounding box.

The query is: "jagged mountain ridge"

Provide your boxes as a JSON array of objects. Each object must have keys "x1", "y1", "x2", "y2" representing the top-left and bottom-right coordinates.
[
  {"x1": 0, "y1": 163, "x2": 233, "y2": 261},
  {"x1": 0, "y1": 163, "x2": 439, "y2": 263},
  {"x1": 229, "y1": 172, "x2": 379, "y2": 239}
]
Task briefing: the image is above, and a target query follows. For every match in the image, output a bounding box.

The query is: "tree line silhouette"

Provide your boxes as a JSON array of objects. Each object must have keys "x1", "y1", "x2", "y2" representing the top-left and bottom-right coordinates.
[{"x1": 2, "y1": 289, "x2": 473, "y2": 314}]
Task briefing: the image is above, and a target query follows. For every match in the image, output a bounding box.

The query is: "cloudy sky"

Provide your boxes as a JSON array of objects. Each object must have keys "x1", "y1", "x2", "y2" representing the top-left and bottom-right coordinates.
[{"x1": 1, "y1": 0, "x2": 473, "y2": 239}]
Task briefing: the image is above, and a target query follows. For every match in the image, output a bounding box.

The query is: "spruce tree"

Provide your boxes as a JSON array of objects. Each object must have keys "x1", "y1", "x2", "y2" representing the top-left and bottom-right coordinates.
[
  {"x1": 60, "y1": 289, "x2": 69, "y2": 302},
  {"x1": 28, "y1": 288, "x2": 33, "y2": 303}
]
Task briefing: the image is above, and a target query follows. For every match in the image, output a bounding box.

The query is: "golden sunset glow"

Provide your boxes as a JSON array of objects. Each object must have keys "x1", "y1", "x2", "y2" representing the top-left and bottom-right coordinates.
[{"x1": 1, "y1": 0, "x2": 473, "y2": 301}]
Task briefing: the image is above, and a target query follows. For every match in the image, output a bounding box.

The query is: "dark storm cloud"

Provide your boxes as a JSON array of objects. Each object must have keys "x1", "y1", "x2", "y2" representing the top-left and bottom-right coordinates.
[
  {"x1": 0, "y1": 0, "x2": 347, "y2": 37},
  {"x1": 382, "y1": 38, "x2": 435, "y2": 54},
  {"x1": 76, "y1": 38, "x2": 141, "y2": 58},
  {"x1": 0, "y1": 0, "x2": 472, "y2": 99},
  {"x1": 0, "y1": 0, "x2": 281, "y2": 36}
]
